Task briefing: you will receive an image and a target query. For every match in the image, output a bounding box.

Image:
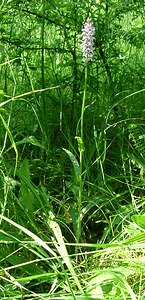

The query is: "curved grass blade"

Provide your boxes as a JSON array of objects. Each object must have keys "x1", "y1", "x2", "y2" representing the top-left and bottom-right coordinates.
[
  {"x1": 48, "y1": 211, "x2": 83, "y2": 293},
  {"x1": 0, "y1": 214, "x2": 56, "y2": 257},
  {"x1": 62, "y1": 148, "x2": 80, "y2": 184}
]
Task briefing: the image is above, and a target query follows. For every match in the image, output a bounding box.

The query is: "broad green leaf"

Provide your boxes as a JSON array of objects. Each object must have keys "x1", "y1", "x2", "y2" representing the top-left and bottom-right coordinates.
[
  {"x1": 62, "y1": 148, "x2": 80, "y2": 183},
  {"x1": 131, "y1": 214, "x2": 145, "y2": 230},
  {"x1": 16, "y1": 136, "x2": 46, "y2": 149},
  {"x1": 17, "y1": 159, "x2": 48, "y2": 213},
  {"x1": 18, "y1": 159, "x2": 35, "y2": 212}
]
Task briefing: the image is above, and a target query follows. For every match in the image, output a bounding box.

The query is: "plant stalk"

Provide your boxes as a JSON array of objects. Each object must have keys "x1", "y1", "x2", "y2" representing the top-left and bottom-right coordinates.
[{"x1": 76, "y1": 63, "x2": 88, "y2": 246}]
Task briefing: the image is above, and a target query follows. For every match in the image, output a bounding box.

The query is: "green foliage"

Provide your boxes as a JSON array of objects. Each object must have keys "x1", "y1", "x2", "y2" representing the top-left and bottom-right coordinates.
[
  {"x1": 132, "y1": 214, "x2": 145, "y2": 230},
  {"x1": 62, "y1": 148, "x2": 80, "y2": 185},
  {"x1": 0, "y1": 0, "x2": 145, "y2": 298}
]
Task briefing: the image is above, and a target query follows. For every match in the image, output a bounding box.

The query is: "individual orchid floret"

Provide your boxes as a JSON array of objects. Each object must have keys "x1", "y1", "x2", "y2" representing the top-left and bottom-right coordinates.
[{"x1": 82, "y1": 17, "x2": 95, "y2": 63}]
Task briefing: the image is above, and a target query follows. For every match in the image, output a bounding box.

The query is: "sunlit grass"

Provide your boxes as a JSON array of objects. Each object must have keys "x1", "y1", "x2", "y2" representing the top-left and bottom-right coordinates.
[
  {"x1": 1, "y1": 197, "x2": 145, "y2": 299},
  {"x1": 1, "y1": 2, "x2": 145, "y2": 299}
]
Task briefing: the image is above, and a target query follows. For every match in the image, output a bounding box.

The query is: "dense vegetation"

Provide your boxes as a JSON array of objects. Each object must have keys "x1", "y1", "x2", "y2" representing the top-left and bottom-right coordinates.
[{"x1": 0, "y1": 0, "x2": 145, "y2": 299}]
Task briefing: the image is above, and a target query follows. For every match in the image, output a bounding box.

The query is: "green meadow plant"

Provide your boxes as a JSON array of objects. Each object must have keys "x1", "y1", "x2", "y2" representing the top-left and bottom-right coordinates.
[
  {"x1": 75, "y1": 17, "x2": 95, "y2": 245},
  {"x1": 62, "y1": 17, "x2": 95, "y2": 247},
  {"x1": 63, "y1": 17, "x2": 95, "y2": 248}
]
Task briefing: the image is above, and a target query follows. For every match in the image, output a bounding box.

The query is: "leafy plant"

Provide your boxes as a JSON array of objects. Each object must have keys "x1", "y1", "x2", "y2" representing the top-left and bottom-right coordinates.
[{"x1": 1, "y1": 0, "x2": 145, "y2": 299}]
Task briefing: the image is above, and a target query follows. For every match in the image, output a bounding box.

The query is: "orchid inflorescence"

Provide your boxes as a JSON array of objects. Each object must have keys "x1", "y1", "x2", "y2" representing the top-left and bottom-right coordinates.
[{"x1": 82, "y1": 17, "x2": 95, "y2": 63}]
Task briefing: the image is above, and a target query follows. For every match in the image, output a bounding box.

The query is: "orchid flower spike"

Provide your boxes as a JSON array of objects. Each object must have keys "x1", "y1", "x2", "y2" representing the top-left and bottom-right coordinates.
[{"x1": 82, "y1": 17, "x2": 95, "y2": 63}]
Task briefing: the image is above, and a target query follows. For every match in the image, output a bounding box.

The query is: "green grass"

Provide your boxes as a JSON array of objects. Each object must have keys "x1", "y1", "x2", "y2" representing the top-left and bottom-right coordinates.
[
  {"x1": 1, "y1": 209, "x2": 145, "y2": 299},
  {"x1": 1, "y1": 1, "x2": 145, "y2": 299},
  {"x1": 0, "y1": 160, "x2": 145, "y2": 299}
]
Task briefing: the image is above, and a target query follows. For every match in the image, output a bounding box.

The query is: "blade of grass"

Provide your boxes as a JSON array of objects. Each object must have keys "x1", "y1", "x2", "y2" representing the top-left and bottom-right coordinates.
[
  {"x1": 0, "y1": 214, "x2": 56, "y2": 257},
  {"x1": 0, "y1": 113, "x2": 18, "y2": 175},
  {"x1": 48, "y1": 211, "x2": 83, "y2": 294}
]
